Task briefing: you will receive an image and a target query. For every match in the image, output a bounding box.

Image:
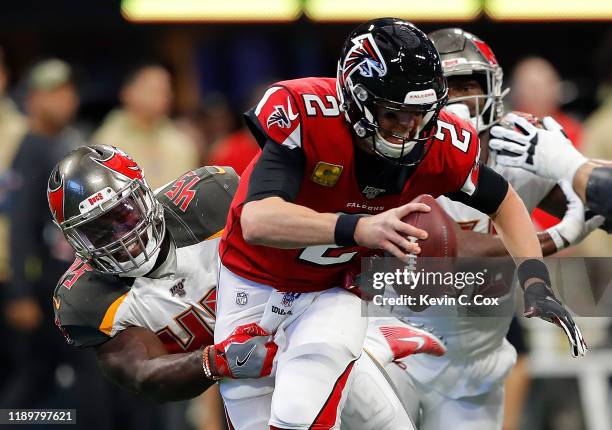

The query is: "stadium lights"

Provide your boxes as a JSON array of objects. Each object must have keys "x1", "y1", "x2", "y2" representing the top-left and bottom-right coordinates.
[
  {"x1": 485, "y1": 0, "x2": 612, "y2": 20},
  {"x1": 121, "y1": 0, "x2": 302, "y2": 22},
  {"x1": 304, "y1": 0, "x2": 481, "y2": 22}
]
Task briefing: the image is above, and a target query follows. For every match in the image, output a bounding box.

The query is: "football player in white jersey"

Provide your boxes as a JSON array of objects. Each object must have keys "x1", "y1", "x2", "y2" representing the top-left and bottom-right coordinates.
[
  {"x1": 49, "y1": 144, "x2": 282, "y2": 401},
  {"x1": 50, "y1": 144, "x2": 446, "y2": 429},
  {"x1": 362, "y1": 28, "x2": 605, "y2": 430}
]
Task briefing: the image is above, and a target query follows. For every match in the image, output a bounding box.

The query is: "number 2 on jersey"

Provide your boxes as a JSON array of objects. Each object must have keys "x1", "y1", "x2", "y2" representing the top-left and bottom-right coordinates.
[
  {"x1": 302, "y1": 94, "x2": 340, "y2": 117},
  {"x1": 434, "y1": 120, "x2": 472, "y2": 153}
]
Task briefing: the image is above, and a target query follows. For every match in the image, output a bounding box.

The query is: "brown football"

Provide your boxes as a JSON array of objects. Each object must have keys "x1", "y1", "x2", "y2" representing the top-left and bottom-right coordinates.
[
  {"x1": 394, "y1": 194, "x2": 458, "y2": 311},
  {"x1": 401, "y1": 194, "x2": 457, "y2": 258}
]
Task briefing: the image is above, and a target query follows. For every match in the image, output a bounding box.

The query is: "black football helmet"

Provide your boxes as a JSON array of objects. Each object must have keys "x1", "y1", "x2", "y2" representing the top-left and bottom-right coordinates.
[
  {"x1": 429, "y1": 28, "x2": 506, "y2": 133},
  {"x1": 48, "y1": 144, "x2": 165, "y2": 274},
  {"x1": 337, "y1": 18, "x2": 448, "y2": 166}
]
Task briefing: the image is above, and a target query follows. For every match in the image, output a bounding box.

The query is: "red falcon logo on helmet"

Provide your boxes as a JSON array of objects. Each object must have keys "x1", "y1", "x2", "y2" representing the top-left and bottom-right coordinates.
[
  {"x1": 341, "y1": 33, "x2": 387, "y2": 83},
  {"x1": 93, "y1": 147, "x2": 143, "y2": 180}
]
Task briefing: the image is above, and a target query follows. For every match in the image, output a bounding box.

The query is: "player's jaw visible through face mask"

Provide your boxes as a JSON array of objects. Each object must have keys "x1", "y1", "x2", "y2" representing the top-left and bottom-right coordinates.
[{"x1": 373, "y1": 109, "x2": 426, "y2": 158}]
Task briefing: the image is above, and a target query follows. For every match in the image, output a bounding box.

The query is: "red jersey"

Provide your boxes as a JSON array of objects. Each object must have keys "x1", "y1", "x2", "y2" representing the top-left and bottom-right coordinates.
[{"x1": 220, "y1": 77, "x2": 480, "y2": 293}]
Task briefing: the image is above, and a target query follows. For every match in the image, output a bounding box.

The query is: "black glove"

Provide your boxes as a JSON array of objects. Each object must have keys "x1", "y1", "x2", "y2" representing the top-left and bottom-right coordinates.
[{"x1": 523, "y1": 282, "x2": 587, "y2": 357}]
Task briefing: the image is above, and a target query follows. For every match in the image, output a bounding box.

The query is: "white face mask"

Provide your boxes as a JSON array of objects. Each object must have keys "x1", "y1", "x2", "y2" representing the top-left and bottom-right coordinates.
[
  {"x1": 373, "y1": 130, "x2": 418, "y2": 158},
  {"x1": 372, "y1": 109, "x2": 435, "y2": 159}
]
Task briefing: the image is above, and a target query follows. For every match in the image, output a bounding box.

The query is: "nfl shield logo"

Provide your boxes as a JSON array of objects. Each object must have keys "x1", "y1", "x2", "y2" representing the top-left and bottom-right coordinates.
[
  {"x1": 236, "y1": 291, "x2": 248, "y2": 306},
  {"x1": 362, "y1": 186, "x2": 385, "y2": 199},
  {"x1": 281, "y1": 292, "x2": 301, "y2": 307}
]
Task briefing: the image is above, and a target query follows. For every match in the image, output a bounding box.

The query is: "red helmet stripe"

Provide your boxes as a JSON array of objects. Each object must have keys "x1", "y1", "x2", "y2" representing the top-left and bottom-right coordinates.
[
  {"x1": 48, "y1": 183, "x2": 65, "y2": 223},
  {"x1": 97, "y1": 150, "x2": 143, "y2": 180},
  {"x1": 473, "y1": 39, "x2": 498, "y2": 66}
]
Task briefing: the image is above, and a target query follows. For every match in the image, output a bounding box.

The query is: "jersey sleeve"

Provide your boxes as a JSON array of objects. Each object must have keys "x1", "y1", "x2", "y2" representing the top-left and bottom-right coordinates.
[
  {"x1": 156, "y1": 166, "x2": 239, "y2": 247},
  {"x1": 53, "y1": 261, "x2": 131, "y2": 348},
  {"x1": 244, "y1": 86, "x2": 303, "y2": 151}
]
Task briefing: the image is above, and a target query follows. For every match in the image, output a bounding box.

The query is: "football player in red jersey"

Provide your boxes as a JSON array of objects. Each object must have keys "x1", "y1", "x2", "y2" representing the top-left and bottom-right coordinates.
[{"x1": 216, "y1": 18, "x2": 584, "y2": 430}]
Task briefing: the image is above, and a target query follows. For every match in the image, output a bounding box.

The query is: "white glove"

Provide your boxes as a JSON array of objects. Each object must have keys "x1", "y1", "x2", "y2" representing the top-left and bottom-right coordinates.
[
  {"x1": 545, "y1": 180, "x2": 605, "y2": 250},
  {"x1": 489, "y1": 112, "x2": 587, "y2": 182}
]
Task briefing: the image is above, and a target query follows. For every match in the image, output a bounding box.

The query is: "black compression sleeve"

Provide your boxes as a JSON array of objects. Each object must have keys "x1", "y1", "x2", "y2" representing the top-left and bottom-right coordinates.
[
  {"x1": 586, "y1": 166, "x2": 612, "y2": 220},
  {"x1": 246, "y1": 140, "x2": 306, "y2": 203},
  {"x1": 446, "y1": 164, "x2": 509, "y2": 215}
]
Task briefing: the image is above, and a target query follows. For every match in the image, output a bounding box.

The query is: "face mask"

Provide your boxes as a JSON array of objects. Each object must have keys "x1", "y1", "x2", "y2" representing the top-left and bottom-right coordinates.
[
  {"x1": 373, "y1": 130, "x2": 418, "y2": 158},
  {"x1": 112, "y1": 224, "x2": 163, "y2": 278}
]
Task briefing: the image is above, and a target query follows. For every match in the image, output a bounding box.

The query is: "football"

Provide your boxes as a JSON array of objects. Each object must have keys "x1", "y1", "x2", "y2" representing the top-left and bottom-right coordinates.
[
  {"x1": 401, "y1": 194, "x2": 457, "y2": 258},
  {"x1": 386, "y1": 194, "x2": 459, "y2": 312}
]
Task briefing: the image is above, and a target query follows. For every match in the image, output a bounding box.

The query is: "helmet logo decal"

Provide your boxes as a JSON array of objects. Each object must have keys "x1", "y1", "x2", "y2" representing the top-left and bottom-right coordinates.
[
  {"x1": 441, "y1": 58, "x2": 467, "y2": 68},
  {"x1": 78, "y1": 187, "x2": 115, "y2": 214},
  {"x1": 342, "y1": 33, "x2": 387, "y2": 82},
  {"x1": 404, "y1": 89, "x2": 437, "y2": 104},
  {"x1": 48, "y1": 175, "x2": 65, "y2": 223},
  {"x1": 93, "y1": 147, "x2": 142, "y2": 180},
  {"x1": 266, "y1": 97, "x2": 298, "y2": 129},
  {"x1": 473, "y1": 39, "x2": 498, "y2": 66}
]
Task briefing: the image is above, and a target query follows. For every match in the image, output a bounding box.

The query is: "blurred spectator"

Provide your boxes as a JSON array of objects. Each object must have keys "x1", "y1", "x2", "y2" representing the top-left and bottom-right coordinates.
[
  {"x1": 0, "y1": 45, "x2": 27, "y2": 405},
  {"x1": 0, "y1": 47, "x2": 27, "y2": 286},
  {"x1": 1, "y1": 58, "x2": 83, "y2": 407},
  {"x1": 511, "y1": 56, "x2": 584, "y2": 145},
  {"x1": 92, "y1": 63, "x2": 199, "y2": 188},
  {"x1": 176, "y1": 93, "x2": 238, "y2": 168},
  {"x1": 201, "y1": 93, "x2": 236, "y2": 149},
  {"x1": 510, "y1": 57, "x2": 584, "y2": 231},
  {"x1": 579, "y1": 34, "x2": 612, "y2": 256},
  {"x1": 207, "y1": 89, "x2": 263, "y2": 174},
  {"x1": 5, "y1": 58, "x2": 82, "y2": 333},
  {"x1": 207, "y1": 128, "x2": 259, "y2": 175}
]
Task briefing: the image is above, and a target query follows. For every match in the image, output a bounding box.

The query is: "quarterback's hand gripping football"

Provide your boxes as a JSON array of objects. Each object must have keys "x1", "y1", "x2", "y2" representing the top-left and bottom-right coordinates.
[
  {"x1": 523, "y1": 282, "x2": 587, "y2": 357},
  {"x1": 354, "y1": 202, "x2": 430, "y2": 262},
  {"x1": 209, "y1": 323, "x2": 277, "y2": 379},
  {"x1": 489, "y1": 112, "x2": 587, "y2": 183},
  {"x1": 545, "y1": 180, "x2": 605, "y2": 251}
]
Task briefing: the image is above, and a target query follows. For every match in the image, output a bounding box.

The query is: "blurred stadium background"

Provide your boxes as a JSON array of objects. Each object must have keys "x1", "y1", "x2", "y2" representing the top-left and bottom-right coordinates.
[{"x1": 1, "y1": 1, "x2": 612, "y2": 429}]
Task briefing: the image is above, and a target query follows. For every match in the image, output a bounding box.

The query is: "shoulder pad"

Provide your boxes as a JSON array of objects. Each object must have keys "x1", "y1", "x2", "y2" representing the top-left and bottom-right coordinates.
[
  {"x1": 247, "y1": 85, "x2": 303, "y2": 150},
  {"x1": 157, "y1": 166, "x2": 238, "y2": 247},
  {"x1": 53, "y1": 259, "x2": 132, "y2": 348}
]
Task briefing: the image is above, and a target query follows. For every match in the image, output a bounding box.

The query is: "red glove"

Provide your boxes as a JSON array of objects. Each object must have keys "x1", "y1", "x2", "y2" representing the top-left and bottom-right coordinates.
[{"x1": 212, "y1": 323, "x2": 278, "y2": 379}]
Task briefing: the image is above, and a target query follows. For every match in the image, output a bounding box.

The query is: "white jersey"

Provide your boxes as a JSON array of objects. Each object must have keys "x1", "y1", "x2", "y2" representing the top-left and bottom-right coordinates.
[
  {"x1": 53, "y1": 166, "x2": 238, "y2": 352},
  {"x1": 366, "y1": 157, "x2": 556, "y2": 398},
  {"x1": 439, "y1": 157, "x2": 555, "y2": 235},
  {"x1": 112, "y1": 238, "x2": 219, "y2": 353}
]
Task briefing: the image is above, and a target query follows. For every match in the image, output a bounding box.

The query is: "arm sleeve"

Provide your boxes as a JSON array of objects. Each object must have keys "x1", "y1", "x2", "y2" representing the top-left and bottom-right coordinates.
[
  {"x1": 245, "y1": 140, "x2": 305, "y2": 203},
  {"x1": 446, "y1": 164, "x2": 509, "y2": 215}
]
